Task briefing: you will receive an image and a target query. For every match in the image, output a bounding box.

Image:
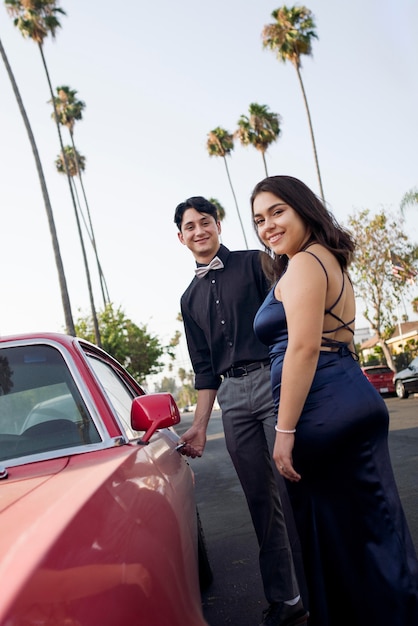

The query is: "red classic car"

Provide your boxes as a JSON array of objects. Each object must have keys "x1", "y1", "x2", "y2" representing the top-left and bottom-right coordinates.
[
  {"x1": 361, "y1": 365, "x2": 395, "y2": 395},
  {"x1": 0, "y1": 333, "x2": 210, "y2": 626}
]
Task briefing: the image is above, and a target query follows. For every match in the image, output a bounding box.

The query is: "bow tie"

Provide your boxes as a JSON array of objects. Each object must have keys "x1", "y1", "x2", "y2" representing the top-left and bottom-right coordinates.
[{"x1": 195, "y1": 256, "x2": 224, "y2": 278}]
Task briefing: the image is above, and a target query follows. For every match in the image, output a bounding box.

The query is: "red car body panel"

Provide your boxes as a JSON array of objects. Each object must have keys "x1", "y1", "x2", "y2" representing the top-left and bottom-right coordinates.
[{"x1": 0, "y1": 334, "x2": 208, "y2": 626}]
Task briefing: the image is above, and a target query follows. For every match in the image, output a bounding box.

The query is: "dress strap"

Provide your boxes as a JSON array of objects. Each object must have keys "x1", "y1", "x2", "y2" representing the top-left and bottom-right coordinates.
[
  {"x1": 301, "y1": 250, "x2": 355, "y2": 343},
  {"x1": 302, "y1": 250, "x2": 329, "y2": 285}
]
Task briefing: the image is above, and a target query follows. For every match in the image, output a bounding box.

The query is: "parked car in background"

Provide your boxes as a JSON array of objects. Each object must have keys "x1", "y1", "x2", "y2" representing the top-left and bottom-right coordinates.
[
  {"x1": 361, "y1": 365, "x2": 395, "y2": 395},
  {"x1": 182, "y1": 403, "x2": 198, "y2": 413},
  {"x1": 393, "y1": 356, "x2": 418, "y2": 399},
  {"x1": 0, "y1": 333, "x2": 210, "y2": 626}
]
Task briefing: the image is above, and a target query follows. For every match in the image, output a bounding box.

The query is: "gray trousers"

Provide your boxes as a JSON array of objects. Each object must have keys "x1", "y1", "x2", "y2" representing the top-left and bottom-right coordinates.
[{"x1": 216, "y1": 365, "x2": 306, "y2": 604}]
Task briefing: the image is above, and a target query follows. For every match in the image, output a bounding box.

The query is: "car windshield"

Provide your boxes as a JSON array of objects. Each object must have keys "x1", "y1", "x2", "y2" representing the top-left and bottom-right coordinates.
[{"x1": 0, "y1": 344, "x2": 101, "y2": 462}]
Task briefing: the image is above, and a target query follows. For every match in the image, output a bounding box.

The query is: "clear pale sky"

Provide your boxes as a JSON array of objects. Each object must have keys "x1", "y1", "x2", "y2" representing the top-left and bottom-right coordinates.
[{"x1": 1, "y1": 1, "x2": 417, "y2": 385}]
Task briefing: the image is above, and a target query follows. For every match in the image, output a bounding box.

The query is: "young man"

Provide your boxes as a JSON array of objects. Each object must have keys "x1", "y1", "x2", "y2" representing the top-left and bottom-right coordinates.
[{"x1": 174, "y1": 197, "x2": 308, "y2": 626}]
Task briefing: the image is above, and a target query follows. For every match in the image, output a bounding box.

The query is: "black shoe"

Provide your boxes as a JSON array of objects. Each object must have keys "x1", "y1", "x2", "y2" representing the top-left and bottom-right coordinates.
[{"x1": 260, "y1": 598, "x2": 309, "y2": 626}]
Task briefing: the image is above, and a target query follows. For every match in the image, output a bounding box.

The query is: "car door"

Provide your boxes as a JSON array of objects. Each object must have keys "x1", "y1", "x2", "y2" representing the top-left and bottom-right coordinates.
[{"x1": 405, "y1": 357, "x2": 418, "y2": 393}]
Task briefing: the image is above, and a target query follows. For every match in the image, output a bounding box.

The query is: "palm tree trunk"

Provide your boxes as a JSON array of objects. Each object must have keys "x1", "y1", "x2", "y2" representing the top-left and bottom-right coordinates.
[
  {"x1": 69, "y1": 171, "x2": 109, "y2": 307},
  {"x1": 38, "y1": 43, "x2": 101, "y2": 346},
  {"x1": 295, "y1": 64, "x2": 325, "y2": 203},
  {"x1": 222, "y1": 157, "x2": 249, "y2": 249},
  {"x1": 70, "y1": 131, "x2": 110, "y2": 307},
  {"x1": 0, "y1": 37, "x2": 75, "y2": 335},
  {"x1": 262, "y1": 152, "x2": 269, "y2": 177}
]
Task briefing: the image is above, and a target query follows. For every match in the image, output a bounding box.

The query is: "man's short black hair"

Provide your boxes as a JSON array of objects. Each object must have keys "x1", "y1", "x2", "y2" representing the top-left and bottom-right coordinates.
[{"x1": 174, "y1": 196, "x2": 218, "y2": 231}]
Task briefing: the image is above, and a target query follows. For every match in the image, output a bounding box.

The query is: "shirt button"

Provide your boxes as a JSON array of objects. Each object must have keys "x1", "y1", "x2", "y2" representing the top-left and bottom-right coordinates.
[
  {"x1": 221, "y1": 320, "x2": 225, "y2": 324},
  {"x1": 211, "y1": 279, "x2": 215, "y2": 284},
  {"x1": 216, "y1": 300, "x2": 220, "y2": 304}
]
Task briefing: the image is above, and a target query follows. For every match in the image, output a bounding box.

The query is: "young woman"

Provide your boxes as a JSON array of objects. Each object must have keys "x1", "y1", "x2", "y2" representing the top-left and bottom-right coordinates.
[{"x1": 252, "y1": 175, "x2": 418, "y2": 626}]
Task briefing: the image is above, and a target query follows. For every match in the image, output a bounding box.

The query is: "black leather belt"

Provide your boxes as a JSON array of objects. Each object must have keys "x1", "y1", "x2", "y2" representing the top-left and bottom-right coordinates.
[{"x1": 222, "y1": 359, "x2": 270, "y2": 379}]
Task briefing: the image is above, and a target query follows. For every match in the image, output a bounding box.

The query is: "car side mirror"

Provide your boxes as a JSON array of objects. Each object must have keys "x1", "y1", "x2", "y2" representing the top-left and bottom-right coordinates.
[{"x1": 131, "y1": 393, "x2": 180, "y2": 444}]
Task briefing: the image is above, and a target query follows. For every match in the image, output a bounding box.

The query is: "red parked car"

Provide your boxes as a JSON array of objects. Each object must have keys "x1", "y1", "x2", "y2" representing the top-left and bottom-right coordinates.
[
  {"x1": 0, "y1": 333, "x2": 210, "y2": 626},
  {"x1": 361, "y1": 365, "x2": 395, "y2": 395}
]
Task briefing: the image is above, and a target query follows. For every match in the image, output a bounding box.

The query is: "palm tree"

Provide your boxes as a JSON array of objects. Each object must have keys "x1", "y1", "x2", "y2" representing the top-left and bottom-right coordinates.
[
  {"x1": 55, "y1": 146, "x2": 99, "y2": 259},
  {"x1": 206, "y1": 127, "x2": 248, "y2": 249},
  {"x1": 400, "y1": 188, "x2": 418, "y2": 215},
  {"x1": 55, "y1": 146, "x2": 92, "y2": 244},
  {"x1": 51, "y1": 85, "x2": 110, "y2": 306},
  {"x1": 55, "y1": 145, "x2": 85, "y2": 176},
  {"x1": 235, "y1": 103, "x2": 281, "y2": 176},
  {"x1": 208, "y1": 198, "x2": 226, "y2": 222},
  {"x1": 5, "y1": 0, "x2": 101, "y2": 346},
  {"x1": 53, "y1": 85, "x2": 84, "y2": 129},
  {"x1": 262, "y1": 5, "x2": 325, "y2": 202},
  {"x1": 0, "y1": 35, "x2": 75, "y2": 335}
]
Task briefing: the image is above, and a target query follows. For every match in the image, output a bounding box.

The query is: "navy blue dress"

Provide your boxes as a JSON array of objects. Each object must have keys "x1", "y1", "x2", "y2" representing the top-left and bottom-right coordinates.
[{"x1": 254, "y1": 263, "x2": 418, "y2": 626}]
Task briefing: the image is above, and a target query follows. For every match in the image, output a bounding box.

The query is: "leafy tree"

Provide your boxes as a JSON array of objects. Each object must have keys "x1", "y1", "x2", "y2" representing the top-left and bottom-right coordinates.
[
  {"x1": 52, "y1": 85, "x2": 110, "y2": 307},
  {"x1": 206, "y1": 126, "x2": 248, "y2": 248},
  {"x1": 168, "y1": 330, "x2": 181, "y2": 351},
  {"x1": 5, "y1": 0, "x2": 101, "y2": 346},
  {"x1": 176, "y1": 368, "x2": 197, "y2": 408},
  {"x1": 347, "y1": 209, "x2": 417, "y2": 370},
  {"x1": 177, "y1": 385, "x2": 197, "y2": 409},
  {"x1": 235, "y1": 102, "x2": 281, "y2": 176},
  {"x1": 361, "y1": 345, "x2": 383, "y2": 367},
  {"x1": 399, "y1": 339, "x2": 418, "y2": 364},
  {"x1": 262, "y1": 5, "x2": 325, "y2": 201},
  {"x1": 154, "y1": 377, "x2": 177, "y2": 395},
  {"x1": 177, "y1": 367, "x2": 187, "y2": 384},
  {"x1": 0, "y1": 36, "x2": 74, "y2": 335},
  {"x1": 75, "y1": 303, "x2": 167, "y2": 383}
]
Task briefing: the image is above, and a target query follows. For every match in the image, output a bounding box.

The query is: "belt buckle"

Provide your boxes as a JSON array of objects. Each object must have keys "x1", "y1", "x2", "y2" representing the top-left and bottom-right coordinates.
[{"x1": 235, "y1": 365, "x2": 248, "y2": 377}]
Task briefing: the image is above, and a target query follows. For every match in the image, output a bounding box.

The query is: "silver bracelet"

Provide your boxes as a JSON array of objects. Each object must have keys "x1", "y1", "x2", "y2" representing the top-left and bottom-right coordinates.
[{"x1": 275, "y1": 426, "x2": 296, "y2": 434}]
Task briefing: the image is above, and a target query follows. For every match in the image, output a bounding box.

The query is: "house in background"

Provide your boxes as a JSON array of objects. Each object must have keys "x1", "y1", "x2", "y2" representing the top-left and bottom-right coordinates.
[
  {"x1": 360, "y1": 321, "x2": 418, "y2": 363},
  {"x1": 386, "y1": 321, "x2": 418, "y2": 354}
]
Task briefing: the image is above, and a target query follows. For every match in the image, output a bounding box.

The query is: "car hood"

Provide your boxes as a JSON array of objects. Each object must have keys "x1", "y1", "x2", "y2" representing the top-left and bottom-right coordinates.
[{"x1": 0, "y1": 447, "x2": 135, "y2": 618}]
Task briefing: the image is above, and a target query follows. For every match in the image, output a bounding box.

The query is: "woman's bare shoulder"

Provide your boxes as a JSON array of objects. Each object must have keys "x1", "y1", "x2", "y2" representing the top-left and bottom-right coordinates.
[{"x1": 299, "y1": 244, "x2": 341, "y2": 273}]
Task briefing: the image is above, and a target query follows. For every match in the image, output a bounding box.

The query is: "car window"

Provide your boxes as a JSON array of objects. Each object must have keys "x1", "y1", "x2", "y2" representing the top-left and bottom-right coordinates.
[
  {"x1": 0, "y1": 345, "x2": 101, "y2": 462},
  {"x1": 85, "y1": 355, "x2": 141, "y2": 440},
  {"x1": 365, "y1": 367, "x2": 392, "y2": 375}
]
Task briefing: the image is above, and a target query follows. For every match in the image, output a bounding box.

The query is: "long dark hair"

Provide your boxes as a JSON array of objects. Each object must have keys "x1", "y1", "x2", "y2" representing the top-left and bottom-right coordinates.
[{"x1": 250, "y1": 175, "x2": 355, "y2": 283}]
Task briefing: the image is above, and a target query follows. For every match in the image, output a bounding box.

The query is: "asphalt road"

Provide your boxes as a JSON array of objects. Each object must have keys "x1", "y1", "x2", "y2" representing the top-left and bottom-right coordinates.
[{"x1": 177, "y1": 395, "x2": 418, "y2": 626}]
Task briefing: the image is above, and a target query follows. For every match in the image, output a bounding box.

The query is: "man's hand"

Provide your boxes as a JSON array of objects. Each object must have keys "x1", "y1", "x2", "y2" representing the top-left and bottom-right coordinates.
[
  {"x1": 178, "y1": 424, "x2": 207, "y2": 458},
  {"x1": 177, "y1": 389, "x2": 217, "y2": 458}
]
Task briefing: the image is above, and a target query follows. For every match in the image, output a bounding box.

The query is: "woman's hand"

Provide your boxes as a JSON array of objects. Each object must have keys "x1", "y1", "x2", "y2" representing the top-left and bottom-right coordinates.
[{"x1": 273, "y1": 433, "x2": 301, "y2": 482}]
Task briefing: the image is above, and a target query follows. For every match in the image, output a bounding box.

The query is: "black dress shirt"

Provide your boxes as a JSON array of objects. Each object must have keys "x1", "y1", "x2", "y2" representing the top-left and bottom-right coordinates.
[{"x1": 180, "y1": 244, "x2": 271, "y2": 390}]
